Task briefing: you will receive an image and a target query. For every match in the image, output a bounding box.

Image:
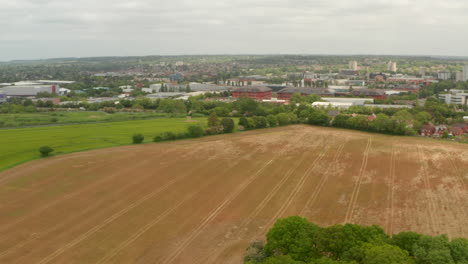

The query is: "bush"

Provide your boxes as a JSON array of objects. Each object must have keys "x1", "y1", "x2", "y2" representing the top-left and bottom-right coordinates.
[
  {"x1": 39, "y1": 146, "x2": 54, "y2": 157},
  {"x1": 266, "y1": 115, "x2": 278, "y2": 127},
  {"x1": 205, "y1": 127, "x2": 222, "y2": 135},
  {"x1": 239, "y1": 116, "x2": 250, "y2": 129},
  {"x1": 132, "y1": 133, "x2": 144, "y2": 144},
  {"x1": 153, "y1": 135, "x2": 163, "y2": 142},
  {"x1": 101, "y1": 107, "x2": 117, "y2": 114},
  {"x1": 161, "y1": 131, "x2": 177, "y2": 140},
  {"x1": 253, "y1": 116, "x2": 267, "y2": 128},
  {"x1": 50, "y1": 117, "x2": 58, "y2": 123},
  {"x1": 221, "y1": 118, "x2": 235, "y2": 133},
  {"x1": 187, "y1": 125, "x2": 205, "y2": 138},
  {"x1": 276, "y1": 113, "x2": 290, "y2": 126},
  {"x1": 308, "y1": 111, "x2": 330, "y2": 126},
  {"x1": 244, "y1": 240, "x2": 266, "y2": 263}
]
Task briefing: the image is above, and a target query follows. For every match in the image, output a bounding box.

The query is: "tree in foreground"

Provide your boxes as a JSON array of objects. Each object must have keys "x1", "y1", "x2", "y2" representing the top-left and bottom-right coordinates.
[
  {"x1": 132, "y1": 133, "x2": 144, "y2": 144},
  {"x1": 39, "y1": 146, "x2": 54, "y2": 157},
  {"x1": 264, "y1": 216, "x2": 320, "y2": 262}
]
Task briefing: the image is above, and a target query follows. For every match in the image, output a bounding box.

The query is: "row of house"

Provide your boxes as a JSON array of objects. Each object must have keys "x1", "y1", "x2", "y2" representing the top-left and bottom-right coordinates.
[{"x1": 420, "y1": 123, "x2": 468, "y2": 137}]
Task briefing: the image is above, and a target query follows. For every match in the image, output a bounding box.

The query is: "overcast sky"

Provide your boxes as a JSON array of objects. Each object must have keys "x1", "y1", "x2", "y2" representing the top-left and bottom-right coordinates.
[{"x1": 1, "y1": 0, "x2": 468, "y2": 61}]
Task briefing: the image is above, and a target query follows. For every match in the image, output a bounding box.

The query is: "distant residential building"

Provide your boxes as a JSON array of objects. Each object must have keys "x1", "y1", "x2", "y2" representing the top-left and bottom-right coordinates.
[
  {"x1": 149, "y1": 84, "x2": 162, "y2": 93},
  {"x1": 350, "y1": 89, "x2": 387, "y2": 100},
  {"x1": 438, "y1": 91, "x2": 468, "y2": 105},
  {"x1": 387, "y1": 75, "x2": 436, "y2": 86},
  {"x1": 451, "y1": 123, "x2": 468, "y2": 135},
  {"x1": 463, "y1": 64, "x2": 468, "y2": 81},
  {"x1": 33, "y1": 97, "x2": 61, "y2": 105},
  {"x1": 455, "y1": 71, "x2": 464, "y2": 82},
  {"x1": 169, "y1": 73, "x2": 183, "y2": 82},
  {"x1": 388, "y1": 61, "x2": 397, "y2": 72},
  {"x1": 437, "y1": 71, "x2": 451, "y2": 80},
  {"x1": 122, "y1": 87, "x2": 134, "y2": 93},
  {"x1": 58, "y1": 88, "x2": 71, "y2": 96},
  {"x1": 231, "y1": 86, "x2": 272, "y2": 101},
  {"x1": 420, "y1": 123, "x2": 436, "y2": 136},
  {"x1": 349, "y1": 61, "x2": 358, "y2": 71},
  {"x1": 141, "y1": 88, "x2": 154, "y2": 93},
  {"x1": 419, "y1": 67, "x2": 426, "y2": 76},
  {"x1": 340, "y1": 70, "x2": 359, "y2": 76}
]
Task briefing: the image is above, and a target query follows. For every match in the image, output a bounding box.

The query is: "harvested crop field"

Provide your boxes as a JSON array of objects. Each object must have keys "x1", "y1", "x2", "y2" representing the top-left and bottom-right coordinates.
[{"x1": 0, "y1": 125, "x2": 467, "y2": 264}]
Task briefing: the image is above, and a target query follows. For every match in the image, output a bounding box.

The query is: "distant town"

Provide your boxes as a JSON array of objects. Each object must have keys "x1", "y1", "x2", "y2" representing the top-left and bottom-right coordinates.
[{"x1": 0, "y1": 55, "x2": 467, "y2": 139}]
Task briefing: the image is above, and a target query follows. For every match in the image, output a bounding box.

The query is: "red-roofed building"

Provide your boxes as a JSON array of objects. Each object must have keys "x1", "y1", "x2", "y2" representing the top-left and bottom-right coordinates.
[{"x1": 232, "y1": 86, "x2": 272, "y2": 101}]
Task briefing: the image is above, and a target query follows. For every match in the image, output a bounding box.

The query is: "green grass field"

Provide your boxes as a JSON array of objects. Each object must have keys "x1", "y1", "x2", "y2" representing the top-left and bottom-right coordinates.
[
  {"x1": 0, "y1": 111, "x2": 179, "y2": 128},
  {"x1": 0, "y1": 117, "x2": 207, "y2": 171}
]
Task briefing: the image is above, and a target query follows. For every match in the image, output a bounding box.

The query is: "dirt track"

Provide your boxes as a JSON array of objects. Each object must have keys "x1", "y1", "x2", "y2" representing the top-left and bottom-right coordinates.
[{"x1": 0, "y1": 125, "x2": 467, "y2": 264}]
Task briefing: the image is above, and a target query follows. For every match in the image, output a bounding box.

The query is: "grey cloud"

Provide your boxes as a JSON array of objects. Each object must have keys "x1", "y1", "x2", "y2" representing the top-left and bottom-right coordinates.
[{"x1": 0, "y1": 0, "x2": 467, "y2": 60}]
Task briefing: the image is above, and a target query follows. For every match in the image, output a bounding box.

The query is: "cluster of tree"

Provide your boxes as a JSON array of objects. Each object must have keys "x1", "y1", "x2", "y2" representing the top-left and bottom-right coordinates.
[
  {"x1": 152, "y1": 113, "x2": 236, "y2": 143},
  {"x1": 419, "y1": 81, "x2": 468, "y2": 98},
  {"x1": 245, "y1": 216, "x2": 468, "y2": 264},
  {"x1": 238, "y1": 113, "x2": 298, "y2": 130}
]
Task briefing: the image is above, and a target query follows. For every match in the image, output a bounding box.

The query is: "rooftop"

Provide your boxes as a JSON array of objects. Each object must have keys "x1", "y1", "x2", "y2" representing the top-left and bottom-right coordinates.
[{"x1": 232, "y1": 86, "x2": 272, "y2": 93}]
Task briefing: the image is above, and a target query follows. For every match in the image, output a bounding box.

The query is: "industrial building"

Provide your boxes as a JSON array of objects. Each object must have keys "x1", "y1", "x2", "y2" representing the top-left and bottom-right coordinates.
[
  {"x1": 321, "y1": 97, "x2": 374, "y2": 105},
  {"x1": 0, "y1": 85, "x2": 58, "y2": 96},
  {"x1": 277, "y1": 87, "x2": 333, "y2": 100},
  {"x1": 231, "y1": 86, "x2": 272, "y2": 100}
]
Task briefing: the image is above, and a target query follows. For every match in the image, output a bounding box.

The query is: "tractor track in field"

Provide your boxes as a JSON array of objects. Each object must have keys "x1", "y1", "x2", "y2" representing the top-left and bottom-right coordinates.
[
  {"x1": 93, "y1": 146, "x2": 256, "y2": 264},
  {"x1": 385, "y1": 144, "x2": 397, "y2": 235},
  {"x1": 160, "y1": 159, "x2": 274, "y2": 264},
  {"x1": 35, "y1": 151, "x2": 231, "y2": 264},
  {"x1": 0, "y1": 146, "x2": 181, "y2": 209},
  {"x1": 344, "y1": 137, "x2": 372, "y2": 224},
  {"x1": 159, "y1": 132, "x2": 307, "y2": 264},
  {"x1": 199, "y1": 135, "x2": 322, "y2": 264},
  {"x1": 0, "y1": 146, "x2": 210, "y2": 258},
  {"x1": 443, "y1": 151, "x2": 468, "y2": 237},
  {"x1": 416, "y1": 146, "x2": 442, "y2": 235},
  {"x1": 299, "y1": 139, "x2": 347, "y2": 216},
  {"x1": 265, "y1": 145, "x2": 330, "y2": 228}
]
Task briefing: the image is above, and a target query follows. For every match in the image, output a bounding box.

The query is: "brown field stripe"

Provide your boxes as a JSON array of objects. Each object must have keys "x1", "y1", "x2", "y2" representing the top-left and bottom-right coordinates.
[
  {"x1": 416, "y1": 146, "x2": 441, "y2": 235},
  {"x1": 344, "y1": 137, "x2": 372, "y2": 224},
  {"x1": 266, "y1": 145, "x2": 330, "y2": 227},
  {"x1": 385, "y1": 144, "x2": 397, "y2": 235},
  {"x1": 0, "y1": 146, "x2": 211, "y2": 258},
  {"x1": 299, "y1": 139, "x2": 347, "y2": 216},
  {"x1": 93, "y1": 149, "x2": 254, "y2": 264},
  {"x1": 447, "y1": 152, "x2": 467, "y2": 190},
  {"x1": 200, "y1": 135, "x2": 324, "y2": 264},
  {"x1": 35, "y1": 153, "x2": 227, "y2": 264},
  {"x1": 161, "y1": 158, "x2": 274, "y2": 264},
  {"x1": 203, "y1": 140, "x2": 333, "y2": 264},
  {"x1": 92, "y1": 142, "x2": 267, "y2": 264},
  {"x1": 159, "y1": 131, "x2": 307, "y2": 264},
  {"x1": 0, "y1": 146, "x2": 181, "y2": 209},
  {"x1": 0, "y1": 144, "x2": 195, "y2": 233},
  {"x1": 444, "y1": 152, "x2": 468, "y2": 237}
]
